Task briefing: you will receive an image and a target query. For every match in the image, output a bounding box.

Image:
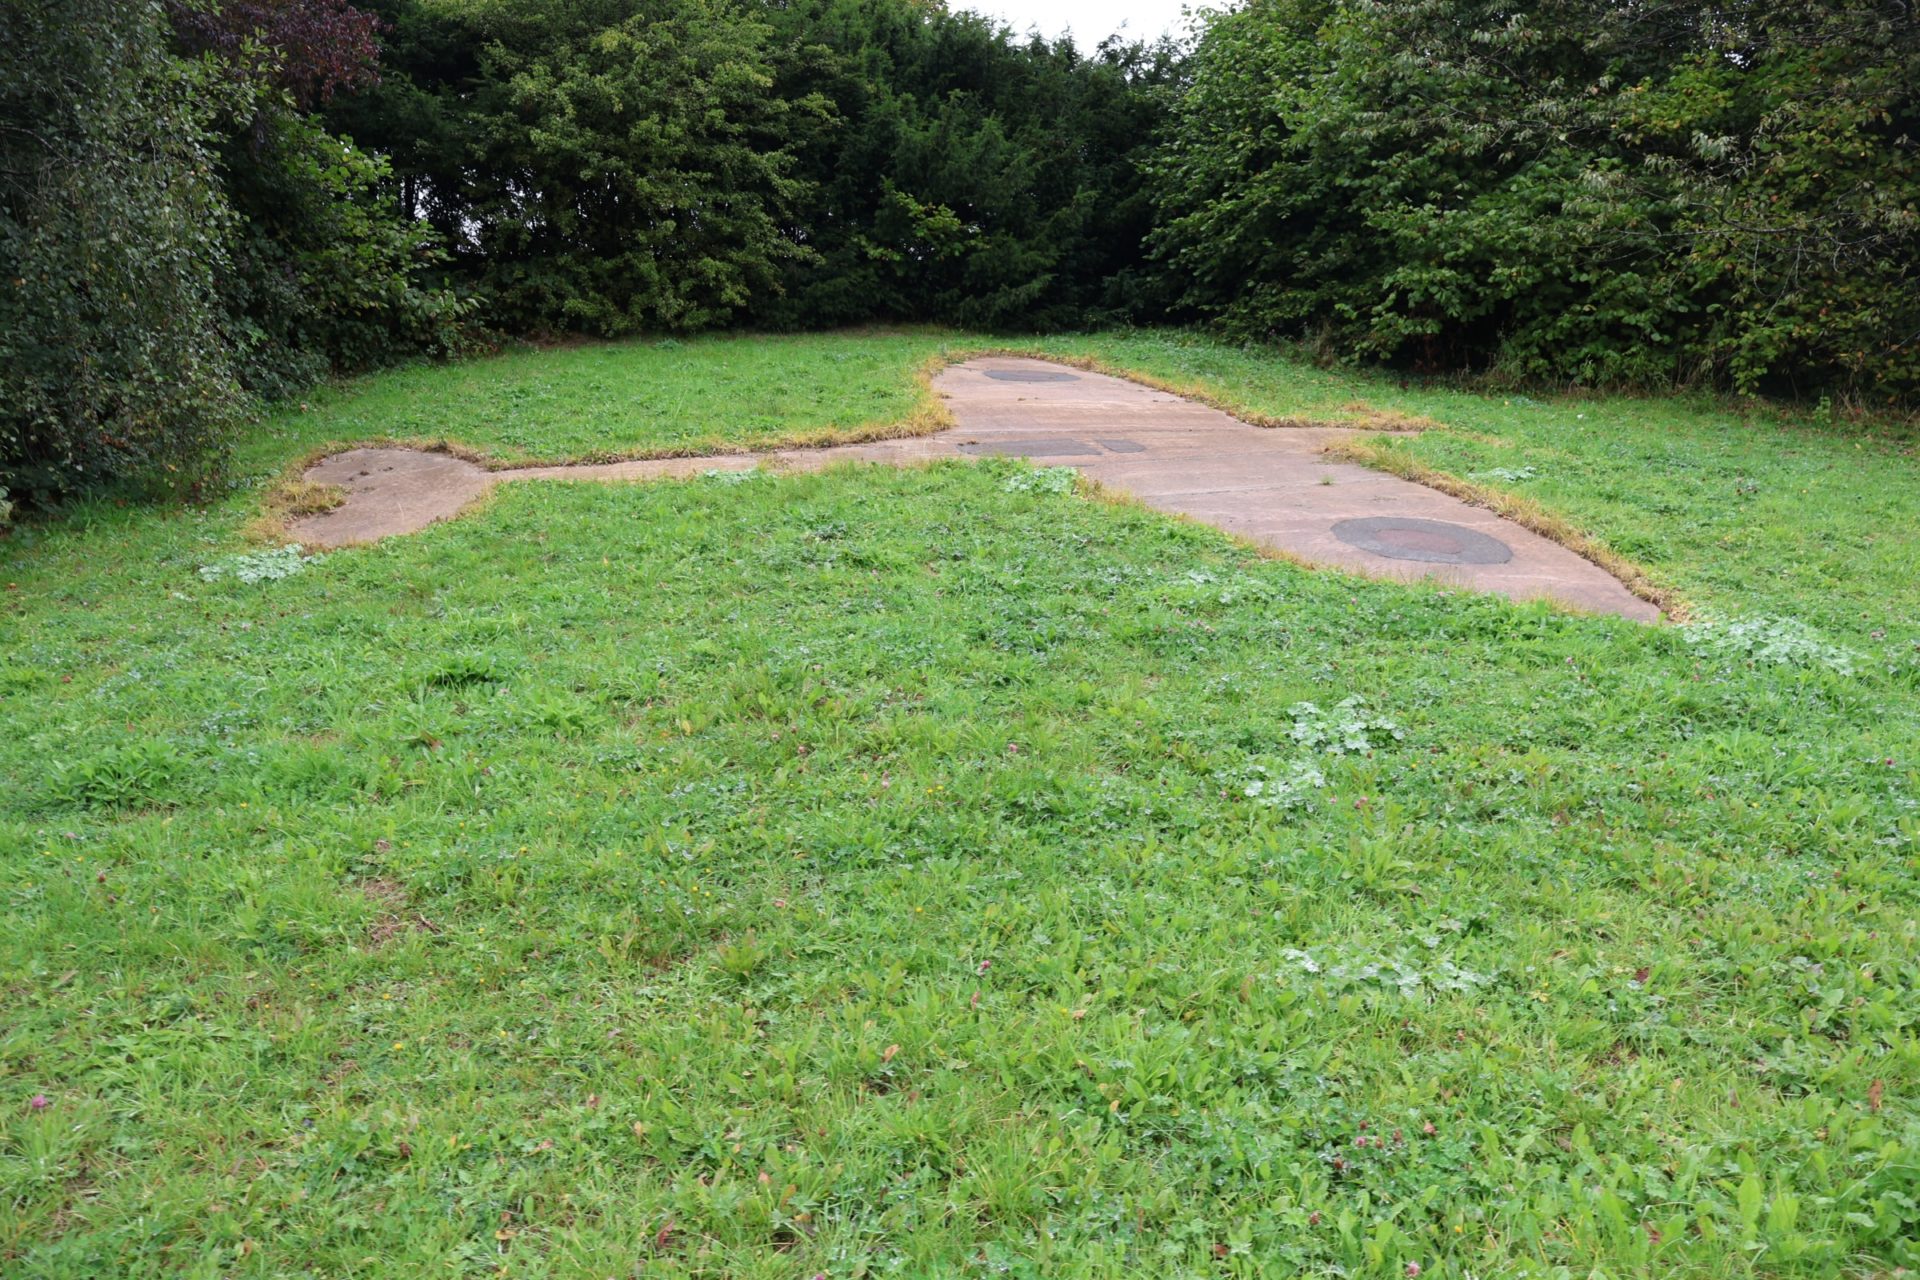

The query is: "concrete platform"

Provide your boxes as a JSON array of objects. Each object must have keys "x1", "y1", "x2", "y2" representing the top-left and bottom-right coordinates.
[{"x1": 288, "y1": 356, "x2": 1658, "y2": 621}]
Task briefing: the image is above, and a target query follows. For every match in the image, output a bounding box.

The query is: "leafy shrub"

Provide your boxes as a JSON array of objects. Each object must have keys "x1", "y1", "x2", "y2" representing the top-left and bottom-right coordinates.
[
  {"x1": 166, "y1": 0, "x2": 382, "y2": 109},
  {"x1": 752, "y1": 4, "x2": 1181, "y2": 329},
  {"x1": 331, "y1": 0, "x2": 1179, "y2": 333},
  {"x1": 327, "y1": 0, "x2": 820, "y2": 336},
  {"x1": 0, "y1": 0, "x2": 244, "y2": 503},
  {"x1": 215, "y1": 111, "x2": 473, "y2": 398},
  {"x1": 166, "y1": 0, "x2": 472, "y2": 397},
  {"x1": 1154, "y1": 0, "x2": 1920, "y2": 399},
  {"x1": 1, "y1": 0, "x2": 464, "y2": 509}
]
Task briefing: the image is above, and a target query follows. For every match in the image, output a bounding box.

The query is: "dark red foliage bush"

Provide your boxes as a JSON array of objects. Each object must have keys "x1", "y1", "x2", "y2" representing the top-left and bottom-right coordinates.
[{"x1": 168, "y1": 0, "x2": 381, "y2": 106}]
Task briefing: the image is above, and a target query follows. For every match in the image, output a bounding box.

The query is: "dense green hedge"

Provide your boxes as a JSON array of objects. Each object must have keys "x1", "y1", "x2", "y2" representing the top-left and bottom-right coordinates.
[
  {"x1": 1151, "y1": 0, "x2": 1920, "y2": 399},
  {"x1": 2, "y1": 0, "x2": 464, "y2": 503},
  {"x1": 1, "y1": 0, "x2": 243, "y2": 502},
  {"x1": 756, "y1": 0, "x2": 1177, "y2": 329},
  {"x1": 328, "y1": 0, "x2": 1175, "y2": 336}
]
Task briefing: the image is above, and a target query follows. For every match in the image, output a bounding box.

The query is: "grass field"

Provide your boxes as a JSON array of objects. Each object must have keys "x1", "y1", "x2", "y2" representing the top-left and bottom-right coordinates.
[
  {"x1": 247, "y1": 331, "x2": 960, "y2": 466},
  {"x1": 3, "y1": 331, "x2": 1918, "y2": 1277}
]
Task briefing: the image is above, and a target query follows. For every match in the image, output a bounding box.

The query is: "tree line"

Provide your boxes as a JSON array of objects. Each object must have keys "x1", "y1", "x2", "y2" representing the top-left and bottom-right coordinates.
[{"x1": 4, "y1": 0, "x2": 1916, "y2": 504}]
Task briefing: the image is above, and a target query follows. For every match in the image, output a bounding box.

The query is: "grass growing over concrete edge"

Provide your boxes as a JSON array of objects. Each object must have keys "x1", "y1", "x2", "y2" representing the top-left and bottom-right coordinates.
[{"x1": 3, "y1": 330, "x2": 1918, "y2": 1277}]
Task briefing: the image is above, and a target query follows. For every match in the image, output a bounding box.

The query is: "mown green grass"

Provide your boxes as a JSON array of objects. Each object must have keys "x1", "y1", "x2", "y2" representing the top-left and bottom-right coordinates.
[
  {"x1": 1027, "y1": 331, "x2": 1920, "y2": 631},
  {"x1": 3, "y1": 331, "x2": 1918, "y2": 1278},
  {"x1": 249, "y1": 330, "x2": 959, "y2": 467}
]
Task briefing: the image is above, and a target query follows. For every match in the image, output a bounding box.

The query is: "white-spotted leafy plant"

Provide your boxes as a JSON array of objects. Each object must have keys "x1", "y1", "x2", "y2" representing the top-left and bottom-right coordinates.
[
  {"x1": 1002, "y1": 466, "x2": 1078, "y2": 495},
  {"x1": 199, "y1": 544, "x2": 323, "y2": 584},
  {"x1": 1682, "y1": 615, "x2": 1856, "y2": 674},
  {"x1": 1288, "y1": 695, "x2": 1405, "y2": 754},
  {"x1": 1472, "y1": 465, "x2": 1538, "y2": 483},
  {"x1": 1240, "y1": 759, "x2": 1326, "y2": 813}
]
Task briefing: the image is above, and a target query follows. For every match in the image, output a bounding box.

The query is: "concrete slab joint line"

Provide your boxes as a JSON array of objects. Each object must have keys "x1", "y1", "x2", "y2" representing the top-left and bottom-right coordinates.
[{"x1": 289, "y1": 356, "x2": 1660, "y2": 622}]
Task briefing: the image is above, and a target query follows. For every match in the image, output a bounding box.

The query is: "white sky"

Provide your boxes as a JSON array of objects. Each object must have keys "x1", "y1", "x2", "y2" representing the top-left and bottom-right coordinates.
[{"x1": 960, "y1": 0, "x2": 1200, "y2": 45}]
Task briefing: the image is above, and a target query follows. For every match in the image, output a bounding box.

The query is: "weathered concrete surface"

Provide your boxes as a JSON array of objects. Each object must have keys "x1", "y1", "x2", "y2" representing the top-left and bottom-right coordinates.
[
  {"x1": 288, "y1": 356, "x2": 1658, "y2": 621},
  {"x1": 296, "y1": 448, "x2": 493, "y2": 548},
  {"x1": 927, "y1": 359, "x2": 1658, "y2": 620}
]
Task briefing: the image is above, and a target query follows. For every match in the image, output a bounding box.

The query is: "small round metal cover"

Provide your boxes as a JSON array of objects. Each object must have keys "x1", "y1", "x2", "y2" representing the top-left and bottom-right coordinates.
[
  {"x1": 983, "y1": 369, "x2": 1080, "y2": 383},
  {"x1": 1330, "y1": 516, "x2": 1513, "y2": 565}
]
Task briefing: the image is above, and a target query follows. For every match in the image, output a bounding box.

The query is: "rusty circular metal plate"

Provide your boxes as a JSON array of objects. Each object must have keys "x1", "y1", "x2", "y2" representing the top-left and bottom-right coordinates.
[
  {"x1": 983, "y1": 369, "x2": 1080, "y2": 383},
  {"x1": 1330, "y1": 516, "x2": 1513, "y2": 565}
]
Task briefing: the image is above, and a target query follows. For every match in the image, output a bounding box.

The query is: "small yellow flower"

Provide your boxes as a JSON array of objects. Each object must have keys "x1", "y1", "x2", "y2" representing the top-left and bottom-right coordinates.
[{"x1": 392, "y1": 1041, "x2": 406, "y2": 1050}]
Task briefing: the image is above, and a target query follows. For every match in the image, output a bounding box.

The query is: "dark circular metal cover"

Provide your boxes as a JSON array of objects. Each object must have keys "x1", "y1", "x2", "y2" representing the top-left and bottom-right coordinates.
[
  {"x1": 1330, "y1": 516, "x2": 1513, "y2": 565},
  {"x1": 983, "y1": 369, "x2": 1080, "y2": 383}
]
